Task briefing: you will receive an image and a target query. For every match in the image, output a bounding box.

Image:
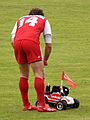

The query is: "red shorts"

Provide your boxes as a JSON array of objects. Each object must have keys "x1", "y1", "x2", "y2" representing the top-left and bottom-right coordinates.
[{"x1": 14, "y1": 40, "x2": 42, "y2": 64}]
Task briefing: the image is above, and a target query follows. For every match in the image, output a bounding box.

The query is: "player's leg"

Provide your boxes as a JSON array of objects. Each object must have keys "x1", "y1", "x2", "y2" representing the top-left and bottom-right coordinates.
[
  {"x1": 18, "y1": 63, "x2": 37, "y2": 110},
  {"x1": 18, "y1": 63, "x2": 30, "y2": 106},
  {"x1": 14, "y1": 41, "x2": 30, "y2": 107},
  {"x1": 31, "y1": 61, "x2": 56, "y2": 112},
  {"x1": 31, "y1": 61, "x2": 45, "y2": 106}
]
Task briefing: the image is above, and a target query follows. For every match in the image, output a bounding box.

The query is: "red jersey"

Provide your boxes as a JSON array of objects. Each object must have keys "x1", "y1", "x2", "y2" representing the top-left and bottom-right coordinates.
[{"x1": 14, "y1": 15, "x2": 46, "y2": 44}]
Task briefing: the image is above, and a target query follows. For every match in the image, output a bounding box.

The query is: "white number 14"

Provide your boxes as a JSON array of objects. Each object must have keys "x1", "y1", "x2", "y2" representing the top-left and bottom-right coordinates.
[{"x1": 19, "y1": 16, "x2": 38, "y2": 28}]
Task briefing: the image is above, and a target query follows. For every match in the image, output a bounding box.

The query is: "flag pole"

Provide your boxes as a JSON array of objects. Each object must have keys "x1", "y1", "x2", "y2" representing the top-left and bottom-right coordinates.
[
  {"x1": 60, "y1": 79, "x2": 64, "y2": 94},
  {"x1": 61, "y1": 71, "x2": 64, "y2": 87},
  {"x1": 61, "y1": 79, "x2": 63, "y2": 87},
  {"x1": 60, "y1": 71, "x2": 63, "y2": 93}
]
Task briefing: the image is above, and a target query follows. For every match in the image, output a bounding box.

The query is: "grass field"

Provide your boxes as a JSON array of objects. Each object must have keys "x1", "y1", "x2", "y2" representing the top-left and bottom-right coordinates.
[{"x1": 0, "y1": 0, "x2": 90, "y2": 120}]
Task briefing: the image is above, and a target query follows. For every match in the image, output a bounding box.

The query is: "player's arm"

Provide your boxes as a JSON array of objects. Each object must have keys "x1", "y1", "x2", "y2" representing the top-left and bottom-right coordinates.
[
  {"x1": 11, "y1": 21, "x2": 17, "y2": 48},
  {"x1": 44, "y1": 42, "x2": 52, "y2": 66},
  {"x1": 43, "y1": 20, "x2": 52, "y2": 66}
]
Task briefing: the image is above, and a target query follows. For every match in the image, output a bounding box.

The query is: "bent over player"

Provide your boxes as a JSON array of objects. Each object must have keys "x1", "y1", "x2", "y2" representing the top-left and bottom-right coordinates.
[{"x1": 11, "y1": 8, "x2": 56, "y2": 112}]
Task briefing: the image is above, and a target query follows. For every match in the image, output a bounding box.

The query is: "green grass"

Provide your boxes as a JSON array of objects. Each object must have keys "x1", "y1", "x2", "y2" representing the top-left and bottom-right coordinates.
[{"x1": 0, "y1": 0, "x2": 90, "y2": 120}]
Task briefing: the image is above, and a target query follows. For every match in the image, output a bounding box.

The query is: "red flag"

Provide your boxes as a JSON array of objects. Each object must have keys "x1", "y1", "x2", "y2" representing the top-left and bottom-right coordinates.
[{"x1": 62, "y1": 71, "x2": 76, "y2": 88}]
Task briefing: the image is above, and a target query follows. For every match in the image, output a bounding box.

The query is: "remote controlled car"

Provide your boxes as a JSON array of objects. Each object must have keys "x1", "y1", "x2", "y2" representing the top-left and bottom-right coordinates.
[
  {"x1": 36, "y1": 71, "x2": 80, "y2": 110},
  {"x1": 36, "y1": 84, "x2": 80, "y2": 110}
]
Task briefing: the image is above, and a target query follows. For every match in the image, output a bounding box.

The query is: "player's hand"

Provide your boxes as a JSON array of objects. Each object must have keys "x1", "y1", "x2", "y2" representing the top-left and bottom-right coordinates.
[{"x1": 44, "y1": 59, "x2": 48, "y2": 66}]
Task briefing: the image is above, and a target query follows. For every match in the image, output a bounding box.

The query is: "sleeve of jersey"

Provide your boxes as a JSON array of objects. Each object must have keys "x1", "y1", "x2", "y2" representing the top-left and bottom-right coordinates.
[
  {"x1": 11, "y1": 21, "x2": 17, "y2": 39},
  {"x1": 43, "y1": 20, "x2": 52, "y2": 43}
]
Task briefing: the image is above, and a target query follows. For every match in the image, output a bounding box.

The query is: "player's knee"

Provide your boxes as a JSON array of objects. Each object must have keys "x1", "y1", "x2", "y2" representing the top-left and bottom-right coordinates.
[
  {"x1": 35, "y1": 70, "x2": 44, "y2": 78},
  {"x1": 20, "y1": 71, "x2": 29, "y2": 78}
]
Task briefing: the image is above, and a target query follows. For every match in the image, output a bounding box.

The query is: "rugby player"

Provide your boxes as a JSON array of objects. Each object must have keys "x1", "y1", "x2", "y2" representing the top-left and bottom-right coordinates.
[{"x1": 11, "y1": 8, "x2": 56, "y2": 112}]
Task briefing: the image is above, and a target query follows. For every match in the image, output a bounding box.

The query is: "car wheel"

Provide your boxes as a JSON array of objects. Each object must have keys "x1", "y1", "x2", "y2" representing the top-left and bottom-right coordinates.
[
  {"x1": 35, "y1": 101, "x2": 39, "y2": 106},
  {"x1": 56, "y1": 101, "x2": 67, "y2": 110},
  {"x1": 45, "y1": 97, "x2": 48, "y2": 104},
  {"x1": 72, "y1": 98, "x2": 80, "y2": 108}
]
